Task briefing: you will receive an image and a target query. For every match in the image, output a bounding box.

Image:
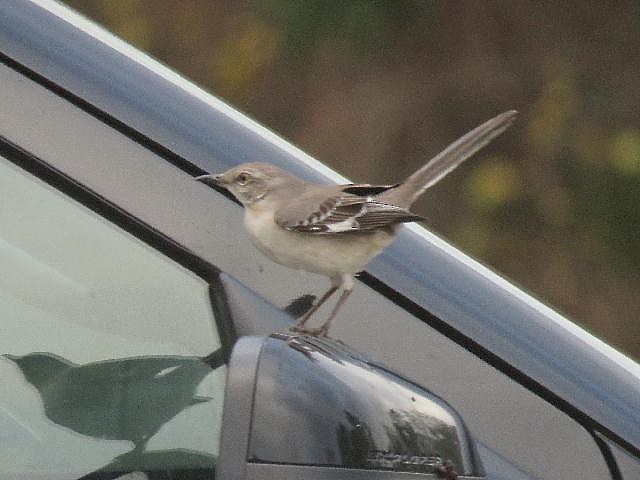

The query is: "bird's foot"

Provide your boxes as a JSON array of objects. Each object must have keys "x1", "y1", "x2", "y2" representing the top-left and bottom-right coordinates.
[
  {"x1": 307, "y1": 326, "x2": 330, "y2": 337},
  {"x1": 289, "y1": 324, "x2": 313, "y2": 334},
  {"x1": 288, "y1": 324, "x2": 329, "y2": 337},
  {"x1": 308, "y1": 325, "x2": 329, "y2": 337}
]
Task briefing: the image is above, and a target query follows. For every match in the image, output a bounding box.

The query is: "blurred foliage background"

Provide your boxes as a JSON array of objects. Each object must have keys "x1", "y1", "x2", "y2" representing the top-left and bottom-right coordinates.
[{"x1": 63, "y1": 0, "x2": 639, "y2": 360}]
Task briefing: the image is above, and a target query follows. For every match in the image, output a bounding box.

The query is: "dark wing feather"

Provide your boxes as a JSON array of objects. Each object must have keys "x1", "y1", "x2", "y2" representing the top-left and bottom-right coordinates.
[
  {"x1": 276, "y1": 186, "x2": 424, "y2": 234},
  {"x1": 341, "y1": 183, "x2": 399, "y2": 196}
]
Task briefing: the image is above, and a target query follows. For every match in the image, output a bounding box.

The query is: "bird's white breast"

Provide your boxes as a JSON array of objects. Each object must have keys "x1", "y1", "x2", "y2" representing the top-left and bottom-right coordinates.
[{"x1": 243, "y1": 204, "x2": 394, "y2": 277}]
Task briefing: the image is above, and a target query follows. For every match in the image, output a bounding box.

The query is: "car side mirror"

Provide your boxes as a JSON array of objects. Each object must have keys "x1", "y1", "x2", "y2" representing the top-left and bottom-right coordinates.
[{"x1": 217, "y1": 333, "x2": 483, "y2": 479}]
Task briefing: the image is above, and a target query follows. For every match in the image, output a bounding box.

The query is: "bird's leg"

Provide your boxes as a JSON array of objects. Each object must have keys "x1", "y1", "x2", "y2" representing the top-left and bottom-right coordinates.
[
  {"x1": 312, "y1": 274, "x2": 354, "y2": 337},
  {"x1": 290, "y1": 282, "x2": 339, "y2": 333}
]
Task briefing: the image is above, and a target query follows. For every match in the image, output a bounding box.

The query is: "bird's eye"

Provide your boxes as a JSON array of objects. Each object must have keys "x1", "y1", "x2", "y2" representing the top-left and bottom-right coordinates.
[{"x1": 236, "y1": 172, "x2": 249, "y2": 185}]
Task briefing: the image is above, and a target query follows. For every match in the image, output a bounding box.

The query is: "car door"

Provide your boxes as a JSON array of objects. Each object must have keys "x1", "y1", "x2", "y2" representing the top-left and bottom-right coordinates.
[{"x1": 1, "y1": 6, "x2": 638, "y2": 477}]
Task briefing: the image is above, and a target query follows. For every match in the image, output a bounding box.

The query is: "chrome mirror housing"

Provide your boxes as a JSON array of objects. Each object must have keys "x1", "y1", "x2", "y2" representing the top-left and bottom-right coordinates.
[{"x1": 218, "y1": 333, "x2": 482, "y2": 479}]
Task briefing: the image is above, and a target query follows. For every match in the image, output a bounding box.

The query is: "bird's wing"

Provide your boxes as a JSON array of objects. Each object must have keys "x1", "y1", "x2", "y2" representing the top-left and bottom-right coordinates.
[{"x1": 275, "y1": 184, "x2": 424, "y2": 234}]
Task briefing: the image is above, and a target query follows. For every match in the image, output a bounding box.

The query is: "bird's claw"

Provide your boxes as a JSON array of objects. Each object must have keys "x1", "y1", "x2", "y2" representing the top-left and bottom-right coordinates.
[
  {"x1": 289, "y1": 324, "x2": 309, "y2": 333},
  {"x1": 288, "y1": 325, "x2": 329, "y2": 337}
]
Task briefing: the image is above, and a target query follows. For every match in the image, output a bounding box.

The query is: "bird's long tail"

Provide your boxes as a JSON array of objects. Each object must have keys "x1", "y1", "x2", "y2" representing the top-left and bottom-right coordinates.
[{"x1": 381, "y1": 110, "x2": 518, "y2": 208}]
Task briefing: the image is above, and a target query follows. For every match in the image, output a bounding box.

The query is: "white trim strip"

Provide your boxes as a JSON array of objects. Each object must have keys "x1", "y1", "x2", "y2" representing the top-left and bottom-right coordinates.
[
  {"x1": 33, "y1": 0, "x2": 347, "y2": 183},
  {"x1": 403, "y1": 223, "x2": 640, "y2": 378}
]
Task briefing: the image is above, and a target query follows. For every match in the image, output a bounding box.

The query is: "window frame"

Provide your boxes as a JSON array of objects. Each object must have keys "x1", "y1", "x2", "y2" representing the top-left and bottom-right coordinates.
[{"x1": 0, "y1": 135, "x2": 237, "y2": 363}]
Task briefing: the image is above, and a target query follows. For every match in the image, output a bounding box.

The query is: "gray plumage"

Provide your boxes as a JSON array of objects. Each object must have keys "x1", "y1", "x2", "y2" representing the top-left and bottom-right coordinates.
[
  {"x1": 275, "y1": 185, "x2": 424, "y2": 234},
  {"x1": 196, "y1": 110, "x2": 517, "y2": 336}
]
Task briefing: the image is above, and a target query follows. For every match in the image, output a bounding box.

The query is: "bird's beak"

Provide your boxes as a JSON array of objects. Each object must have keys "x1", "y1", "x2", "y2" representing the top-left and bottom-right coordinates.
[{"x1": 194, "y1": 173, "x2": 224, "y2": 187}]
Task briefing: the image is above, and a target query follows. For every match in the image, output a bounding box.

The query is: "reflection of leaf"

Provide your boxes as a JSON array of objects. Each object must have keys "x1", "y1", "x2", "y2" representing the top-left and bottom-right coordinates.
[
  {"x1": 334, "y1": 408, "x2": 463, "y2": 474},
  {"x1": 384, "y1": 409, "x2": 462, "y2": 473},
  {"x1": 336, "y1": 411, "x2": 375, "y2": 468},
  {"x1": 78, "y1": 448, "x2": 216, "y2": 480},
  {"x1": 6, "y1": 352, "x2": 217, "y2": 450}
]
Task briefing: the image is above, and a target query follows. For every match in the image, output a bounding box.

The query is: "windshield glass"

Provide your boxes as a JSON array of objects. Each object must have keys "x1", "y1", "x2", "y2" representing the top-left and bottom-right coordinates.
[{"x1": 0, "y1": 156, "x2": 225, "y2": 479}]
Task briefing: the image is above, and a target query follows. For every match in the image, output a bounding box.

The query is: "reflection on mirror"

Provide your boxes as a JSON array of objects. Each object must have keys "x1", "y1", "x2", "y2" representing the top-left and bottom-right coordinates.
[{"x1": 249, "y1": 335, "x2": 475, "y2": 476}]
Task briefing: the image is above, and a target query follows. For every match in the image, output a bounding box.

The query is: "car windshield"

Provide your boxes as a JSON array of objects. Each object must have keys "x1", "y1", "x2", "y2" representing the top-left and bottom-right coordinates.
[{"x1": 0, "y1": 155, "x2": 225, "y2": 479}]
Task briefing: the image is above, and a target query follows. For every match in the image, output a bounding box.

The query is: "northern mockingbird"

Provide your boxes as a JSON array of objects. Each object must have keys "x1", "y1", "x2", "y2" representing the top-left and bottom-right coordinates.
[{"x1": 196, "y1": 110, "x2": 517, "y2": 336}]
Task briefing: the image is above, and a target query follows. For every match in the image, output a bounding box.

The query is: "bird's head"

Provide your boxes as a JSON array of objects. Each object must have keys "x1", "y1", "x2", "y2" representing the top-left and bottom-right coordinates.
[
  {"x1": 195, "y1": 162, "x2": 299, "y2": 207},
  {"x1": 4, "y1": 352, "x2": 71, "y2": 388}
]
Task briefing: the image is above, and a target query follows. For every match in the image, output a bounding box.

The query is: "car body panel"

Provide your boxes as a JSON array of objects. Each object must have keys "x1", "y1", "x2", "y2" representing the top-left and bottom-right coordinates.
[{"x1": 0, "y1": 60, "x2": 611, "y2": 479}]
